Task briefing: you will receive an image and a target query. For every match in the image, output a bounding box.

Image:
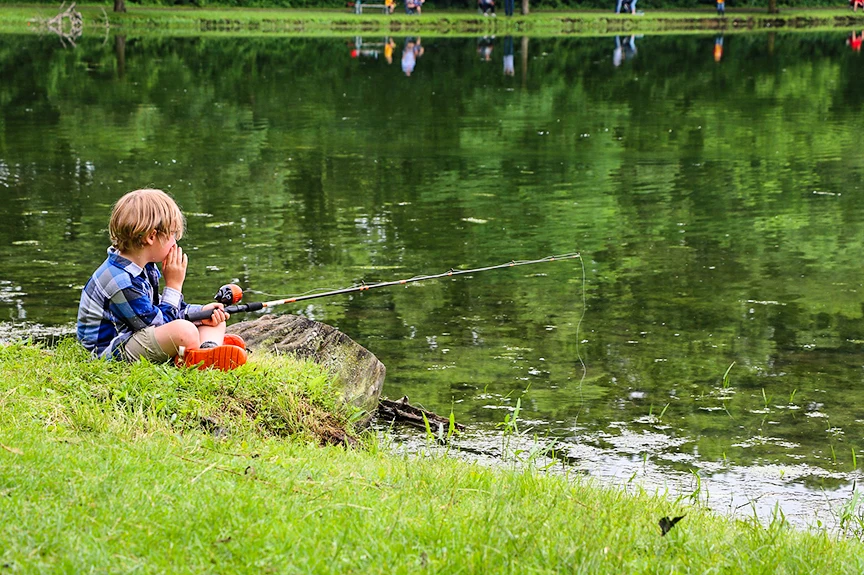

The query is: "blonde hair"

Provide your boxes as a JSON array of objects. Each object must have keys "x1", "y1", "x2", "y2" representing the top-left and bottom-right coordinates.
[{"x1": 109, "y1": 189, "x2": 185, "y2": 252}]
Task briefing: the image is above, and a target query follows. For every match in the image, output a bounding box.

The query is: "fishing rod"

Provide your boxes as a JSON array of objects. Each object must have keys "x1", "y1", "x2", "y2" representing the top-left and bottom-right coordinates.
[{"x1": 186, "y1": 252, "x2": 582, "y2": 322}]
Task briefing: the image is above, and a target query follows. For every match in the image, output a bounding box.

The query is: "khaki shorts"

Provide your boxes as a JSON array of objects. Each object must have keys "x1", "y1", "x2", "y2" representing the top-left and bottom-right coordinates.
[{"x1": 120, "y1": 326, "x2": 172, "y2": 364}]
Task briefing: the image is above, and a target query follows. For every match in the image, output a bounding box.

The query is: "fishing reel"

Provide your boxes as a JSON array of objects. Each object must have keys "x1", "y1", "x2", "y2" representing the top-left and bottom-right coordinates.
[
  {"x1": 188, "y1": 283, "x2": 263, "y2": 322},
  {"x1": 214, "y1": 283, "x2": 244, "y2": 306}
]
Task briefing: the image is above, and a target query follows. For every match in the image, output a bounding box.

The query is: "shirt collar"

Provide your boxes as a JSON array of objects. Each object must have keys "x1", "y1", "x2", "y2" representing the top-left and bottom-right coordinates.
[{"x1": 106, "y1": 246, "x2": 145, "y2": 277}]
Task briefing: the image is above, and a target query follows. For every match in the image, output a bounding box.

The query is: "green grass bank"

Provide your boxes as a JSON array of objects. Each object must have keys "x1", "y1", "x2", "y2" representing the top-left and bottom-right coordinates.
[
  {"x1": 2, "y1": 341, "x2": 864, "y2": 573},
  {"x1": 6, "y1": 4, "x2": 864, "y2": 36}
]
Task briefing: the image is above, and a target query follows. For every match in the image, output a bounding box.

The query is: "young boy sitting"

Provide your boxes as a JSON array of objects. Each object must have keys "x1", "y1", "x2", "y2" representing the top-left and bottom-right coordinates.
[{"x1": 77, "y1": 188, "x2": 247, "y2": 371}]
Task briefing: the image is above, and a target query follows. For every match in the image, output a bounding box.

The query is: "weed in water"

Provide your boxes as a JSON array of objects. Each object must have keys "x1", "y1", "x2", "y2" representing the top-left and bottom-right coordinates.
[
  {"x1": 722, "y1": 361, "x2": 735, "y2": 388},
  {"x1": 838, "y1": 487, "x2": 864, "y2": 539},
  {"x1": 761, "y1": 387, "x2": 771, "y2": 410}
]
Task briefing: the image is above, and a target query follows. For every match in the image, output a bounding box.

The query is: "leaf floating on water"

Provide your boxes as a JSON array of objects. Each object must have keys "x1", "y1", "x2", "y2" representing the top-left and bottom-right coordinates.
[
  {"x1": 205, "y1": 222, "x2": 235, "y2": 229},
  {"x1": 658, "y1": 515, "x2": 685, "y2": 536},
  {"x1": 461, "y1": 218, "x2": 487, "y2": 224}
]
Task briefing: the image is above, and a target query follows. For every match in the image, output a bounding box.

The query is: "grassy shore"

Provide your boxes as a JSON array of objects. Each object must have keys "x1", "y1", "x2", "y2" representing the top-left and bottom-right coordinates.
[
  {"x1": 2, "y1": 341, "x2": 864, "y2": 573},
  {"x1": 5, "y1": 3, "x2": 864, "y2": 36}
]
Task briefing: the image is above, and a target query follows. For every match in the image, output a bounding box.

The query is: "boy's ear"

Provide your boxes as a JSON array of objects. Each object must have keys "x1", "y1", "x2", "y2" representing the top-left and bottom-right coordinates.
[{"x1": 143, "y1": 229, "x2": 158, "y2": 246}]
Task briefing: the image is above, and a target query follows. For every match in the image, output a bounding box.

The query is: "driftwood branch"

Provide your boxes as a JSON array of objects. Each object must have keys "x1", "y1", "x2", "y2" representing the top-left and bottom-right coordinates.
[
  {"x1": 377, "y1": 396, "x2": 466, "y2": 434},
  {"x1": 29, "y1": 2, "x2": 84, "y2": 47}
]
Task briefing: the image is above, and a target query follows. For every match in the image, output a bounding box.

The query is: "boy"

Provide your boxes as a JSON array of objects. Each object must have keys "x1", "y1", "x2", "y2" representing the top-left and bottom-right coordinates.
[{"x1": 77, "y1": 188, "x2": 247, "y2": 371}]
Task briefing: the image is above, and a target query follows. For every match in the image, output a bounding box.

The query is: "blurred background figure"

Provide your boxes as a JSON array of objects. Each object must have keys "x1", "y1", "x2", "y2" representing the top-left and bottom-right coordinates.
[
  {"x1": 479, "y1": 0, "x2": 496, "y2": 15},
  {"x1": 384, "y1": 37, "x2": 396, "y2": 64},
  {"x1": 402, "y1": 37, "x2": 425, "y2": 75},
  {"x1": 848, "y1": 30, "x2": 863, "y2": 51},
  {"x1": 477, "y1": 36, "x2": 494, "y2": 61},
  {"x1": 714, "y1": 35, "x2": 724, "y2": 62},
  {"x1": 613, "y1": 35, "x2": 637, "y2": 66},
  {"x1": 503, "y1": 35, "x2": 515, "y2": 75}
]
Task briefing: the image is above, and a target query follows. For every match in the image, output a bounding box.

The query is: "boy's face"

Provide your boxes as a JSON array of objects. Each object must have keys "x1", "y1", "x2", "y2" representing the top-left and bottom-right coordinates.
[{"x1": 152, "y1": 231, "x2": 177, "y2": 261}]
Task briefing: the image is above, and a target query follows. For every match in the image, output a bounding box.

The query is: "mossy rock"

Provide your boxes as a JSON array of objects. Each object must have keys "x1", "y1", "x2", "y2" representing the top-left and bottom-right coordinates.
[{"x1": 227, "y1": 314, "x2": 385, "y2": 415}]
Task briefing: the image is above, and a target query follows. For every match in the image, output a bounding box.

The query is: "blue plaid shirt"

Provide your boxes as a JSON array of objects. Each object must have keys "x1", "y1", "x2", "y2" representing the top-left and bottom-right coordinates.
[{"x1": 76, "y1": 247, "x2": 202, "y2": 359}]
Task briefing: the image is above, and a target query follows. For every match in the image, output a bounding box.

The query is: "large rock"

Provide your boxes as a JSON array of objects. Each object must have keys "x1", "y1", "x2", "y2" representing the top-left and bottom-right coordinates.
[{"x1": 227, "y1": 314, "x2": 385, "y2": 415}]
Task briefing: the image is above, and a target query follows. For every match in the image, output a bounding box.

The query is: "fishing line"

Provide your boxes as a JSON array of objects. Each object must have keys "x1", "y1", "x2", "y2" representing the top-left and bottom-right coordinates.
[{"x1": 574, "y1": 252, "x2": 588, "y2": 421}]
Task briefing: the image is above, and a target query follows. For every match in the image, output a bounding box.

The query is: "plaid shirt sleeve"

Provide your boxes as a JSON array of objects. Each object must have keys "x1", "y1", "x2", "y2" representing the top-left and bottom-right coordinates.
[{"x1": 108, "y1": 264, "x2": 200, "y2": 333}]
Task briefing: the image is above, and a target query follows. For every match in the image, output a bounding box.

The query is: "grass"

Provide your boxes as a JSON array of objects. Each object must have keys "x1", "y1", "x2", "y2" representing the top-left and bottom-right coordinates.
[
  {"x1": 2, "y1": 341, "x2": 864, "y2": 573},
  {"x1": 4, "y1": 3, "x2": 864, "y2": 37}
]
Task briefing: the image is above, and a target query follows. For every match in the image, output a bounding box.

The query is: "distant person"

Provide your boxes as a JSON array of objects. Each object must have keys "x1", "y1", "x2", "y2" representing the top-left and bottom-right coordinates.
[
  {"x1": 385, "y1": 0, "x2": 396, "y2": 12},
  {"x1": 714, "y1": 35, "x2": 723, "y2": 62},
  {"x1": 405, "y1": 0, "x2": 420, "y2": 14},
  {"x1": 503, "y1": 35, "x2": 515, "y2": 75},
  {"x1": 852, "y1": 0, "x2": 864, "y2": 11},
  {"x1": 479, "y1": 0, "x2": 495, "y2": 15},
  {"x1": 849, "y1": 30, "x2": 863, "y2": 51},
  {"x1": 478, "y1": 36, "x2": 494, "y2": 61},
  {"x1": 504, "y1": 0, "x2": 514, "y2": 16},
  {"x1": 616, "y1": 0, "x2": 637, "y2": 14},
  {"x1": 716, "y1": 0, "x2": 725, "y2": 15},
  {"x1": 402, "y1": 37, "x2": 424, "y2": 76}
]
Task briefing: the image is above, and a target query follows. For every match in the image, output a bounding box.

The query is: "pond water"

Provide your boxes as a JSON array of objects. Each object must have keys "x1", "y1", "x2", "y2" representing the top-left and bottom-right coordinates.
[{"x1": 2, "y1": 30, "x2": 864, "y2": 530}]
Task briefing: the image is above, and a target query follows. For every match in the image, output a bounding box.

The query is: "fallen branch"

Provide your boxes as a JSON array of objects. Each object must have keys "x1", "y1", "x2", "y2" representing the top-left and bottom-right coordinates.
[
  {"x1": 376, "y1": 396, "x2": 466, "y2": 434},
  {"x1": 28, "y1": 2, "x2": 84, "y2": 47}
]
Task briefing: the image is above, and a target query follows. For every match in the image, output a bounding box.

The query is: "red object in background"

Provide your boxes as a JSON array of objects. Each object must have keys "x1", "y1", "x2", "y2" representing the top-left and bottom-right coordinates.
[{"x1": 351, "y1": 49, "x2": 359, "y2": 58}]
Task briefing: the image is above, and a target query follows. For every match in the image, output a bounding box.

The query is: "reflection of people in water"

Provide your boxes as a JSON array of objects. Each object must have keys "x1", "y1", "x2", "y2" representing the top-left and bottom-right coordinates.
[
  {"x1": 503, "y1": 35, "x2": 515, "y2": 76},
  {"x1": 714, "y1": 35, "x2": 723, "y2": 62},
  {"x1": 849, "y1": 30, "x2": 863, "y2": 52},
  {"x1": 612, "y1": 35, "x2": 637, "y2": 67},
  {"x1": 401, "y1": 37, "x2": 425, "y2": 76},
  {"x1": 477, "y1": 36, "x2": 494, "y2": 61},
  {"x1": 384, "y1": 37, "x2": 396, "y2": 64}
]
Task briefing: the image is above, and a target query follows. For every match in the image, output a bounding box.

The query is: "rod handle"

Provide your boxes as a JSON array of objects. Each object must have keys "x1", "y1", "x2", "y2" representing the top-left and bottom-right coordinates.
[{"x1": 186, "y1": 302, "x2": 264, "y2": 322}]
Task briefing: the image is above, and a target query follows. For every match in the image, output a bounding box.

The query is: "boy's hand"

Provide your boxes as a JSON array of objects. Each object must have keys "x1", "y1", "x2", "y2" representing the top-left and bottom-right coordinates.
[
  {"x1": 199, "y1": 302, "x2": 228, "y2": 326},
  {"x1": 162, "y1": 245, "x2": 188, "y2": 291}
]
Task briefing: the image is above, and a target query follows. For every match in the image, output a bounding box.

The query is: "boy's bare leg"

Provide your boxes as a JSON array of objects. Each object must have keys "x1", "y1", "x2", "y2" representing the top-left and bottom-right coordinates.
[
  {"x1": 197, "y1": 323, "x2": 226, "y2": 346},
  {"x1": 153, "y1": 320, "x2": 201, "y2": 356}
]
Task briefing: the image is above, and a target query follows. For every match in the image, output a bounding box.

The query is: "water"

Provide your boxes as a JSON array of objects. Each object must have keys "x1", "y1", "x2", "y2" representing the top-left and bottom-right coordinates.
[{"x1": 2, "y1": 31, "x2": 864, "y2": 529}]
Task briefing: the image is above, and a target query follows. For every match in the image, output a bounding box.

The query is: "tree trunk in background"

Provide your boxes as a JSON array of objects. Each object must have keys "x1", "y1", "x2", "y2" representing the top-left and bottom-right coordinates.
[
  {"x1": 767, "y1": 0, "x2": 778, "y2": 13},
  {"x1": 114, "y1": 0, "x2": 126, "y2": 13},
  {"x1": 115, "y1": 35, "x2": 126, "y2": 78},
  {"x1": 521, "y1": 36, "x2": 529, "y2": 89},
  {"x1": 521, "y1": 0, "x2": 529, "y2": 15}
]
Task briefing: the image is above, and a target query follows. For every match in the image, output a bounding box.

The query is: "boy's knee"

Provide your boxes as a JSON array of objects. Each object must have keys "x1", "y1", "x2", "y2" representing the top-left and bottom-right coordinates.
[
  {"x1": 155, "y1": 320, "x2": 200, "y2": 352},
  {"x1": 172, "y1": 320, "x2": 200, "y2": 341}
]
